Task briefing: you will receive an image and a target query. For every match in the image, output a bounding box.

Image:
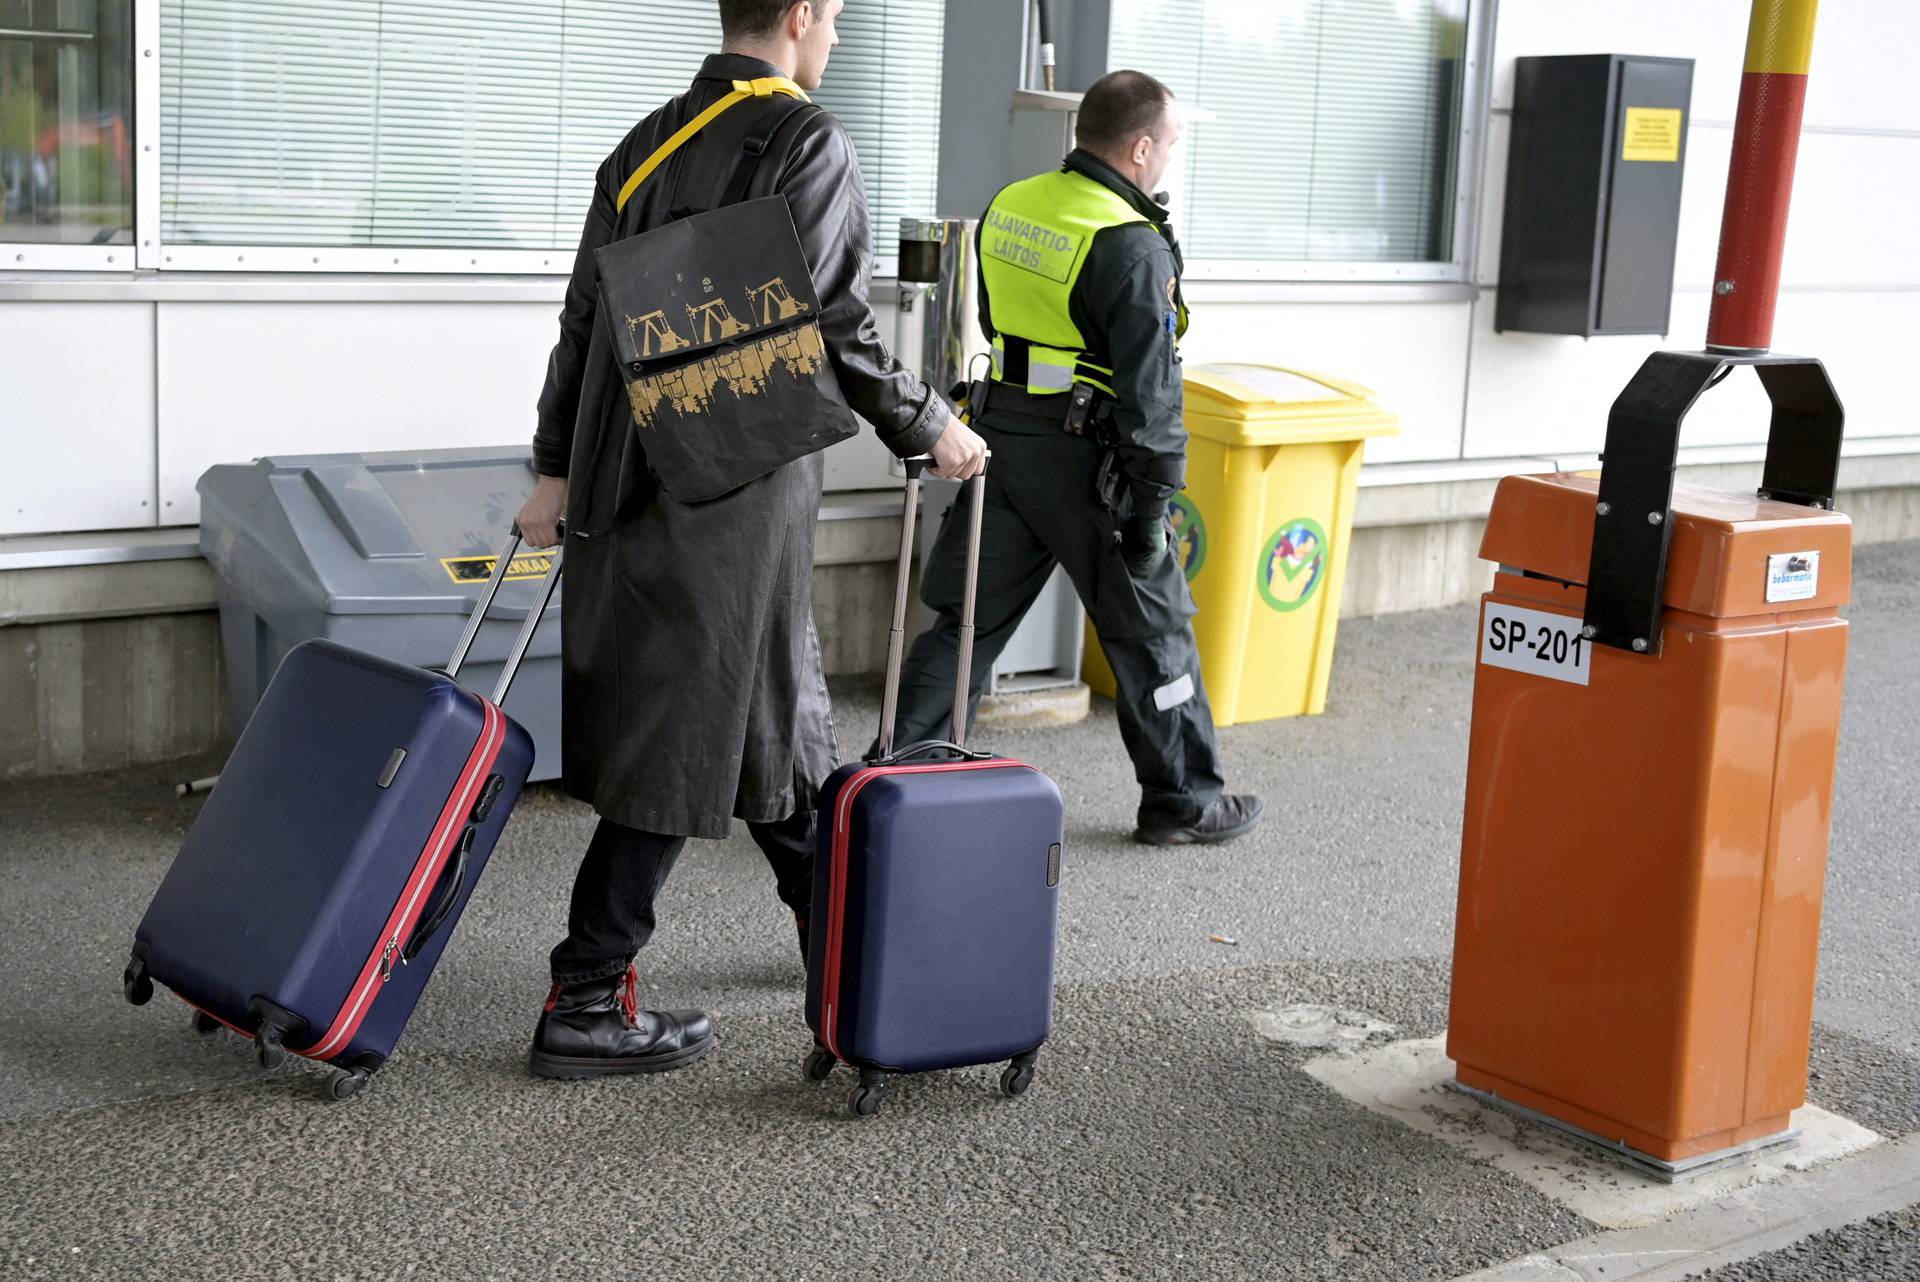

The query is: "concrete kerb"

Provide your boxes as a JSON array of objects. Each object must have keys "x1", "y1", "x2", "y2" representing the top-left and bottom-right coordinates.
[
  {"x1": 1449, "y1": 1131, "x2": 1920, "y2": 1282},
  {"x1": 1302, "y1": 1034, "x2": 1882, "y2": 1232}
]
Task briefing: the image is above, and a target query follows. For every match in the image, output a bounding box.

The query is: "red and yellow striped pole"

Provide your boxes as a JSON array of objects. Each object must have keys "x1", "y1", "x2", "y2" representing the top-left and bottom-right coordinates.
[{"x1": 1706, "y1": 0, "x2": 1820, "y2": 353}]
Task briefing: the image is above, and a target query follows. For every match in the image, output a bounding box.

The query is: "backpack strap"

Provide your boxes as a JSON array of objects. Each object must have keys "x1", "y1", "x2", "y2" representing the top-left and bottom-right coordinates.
[
  {"x1": 615, "y1": 76, "x2": 808, "y2": 214},
  {"x1": 717, "y1": 93, "x2": 815, "y2": 208}
]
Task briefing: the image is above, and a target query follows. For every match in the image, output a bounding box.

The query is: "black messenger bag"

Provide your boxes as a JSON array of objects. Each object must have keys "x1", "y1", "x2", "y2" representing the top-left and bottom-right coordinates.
[{"x1": 594, "y1": 80, "x2": 855, "y2": 503}]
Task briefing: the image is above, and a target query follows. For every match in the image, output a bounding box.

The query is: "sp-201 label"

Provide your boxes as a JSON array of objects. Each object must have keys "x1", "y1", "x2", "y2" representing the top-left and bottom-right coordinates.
[{"x1": 1480, "y1": 602, "x2": 1591, "y2": 687}]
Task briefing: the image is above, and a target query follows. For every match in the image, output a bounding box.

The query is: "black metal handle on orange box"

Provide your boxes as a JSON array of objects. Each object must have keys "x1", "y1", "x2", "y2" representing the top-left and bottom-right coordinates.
[{"x1": 1583, "y1": 351, "x2": 1843, "y2": 657}]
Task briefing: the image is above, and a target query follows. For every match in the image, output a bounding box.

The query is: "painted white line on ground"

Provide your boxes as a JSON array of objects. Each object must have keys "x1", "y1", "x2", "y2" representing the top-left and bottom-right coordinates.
[
  {"x1": 1451, "y1": 1131, "x2": 1920, "y2": 1281},
  {"x1": 1303, "y1": 1035, "x2": 1882, "y2": 1230}
]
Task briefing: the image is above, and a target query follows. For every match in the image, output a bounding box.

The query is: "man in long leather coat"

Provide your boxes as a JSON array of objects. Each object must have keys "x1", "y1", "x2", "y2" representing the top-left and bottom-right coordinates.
[{"x1": 515, "y1": 0, "x2": 986, "y2": 1079}]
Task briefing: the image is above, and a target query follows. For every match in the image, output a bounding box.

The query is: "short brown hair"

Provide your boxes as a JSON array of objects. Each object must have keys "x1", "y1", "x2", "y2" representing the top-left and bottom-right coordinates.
[
  {"x1": 719, "y1": 0, "x2": 803, "y2": 40},
  {"x1": 1076, "y1": 70, "x2": 1175, "y2": 155}
]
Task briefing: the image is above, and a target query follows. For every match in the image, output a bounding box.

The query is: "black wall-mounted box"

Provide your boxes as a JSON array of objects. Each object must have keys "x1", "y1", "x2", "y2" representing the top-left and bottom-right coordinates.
[{"x1": 1495, "y1": 54, "x2": 1695, "y2": 337}]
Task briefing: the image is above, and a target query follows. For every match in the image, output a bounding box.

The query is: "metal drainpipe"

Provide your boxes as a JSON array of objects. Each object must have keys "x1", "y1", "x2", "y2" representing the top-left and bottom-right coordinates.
[{"x1": 1034, "y1": 0, "x2": 1056, "y2": 91}]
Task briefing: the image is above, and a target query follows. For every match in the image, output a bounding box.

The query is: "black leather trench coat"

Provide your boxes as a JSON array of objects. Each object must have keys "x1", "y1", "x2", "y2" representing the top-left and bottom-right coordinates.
[{"x1": 531, "y1": 53, "x2": 947, "y2": 838}]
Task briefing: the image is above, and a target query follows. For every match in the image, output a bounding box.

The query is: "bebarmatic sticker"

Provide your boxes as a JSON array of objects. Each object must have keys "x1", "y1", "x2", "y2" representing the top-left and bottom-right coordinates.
[{"x1": 1765, "y1": 551, "x2": 1819, "y2": 603}]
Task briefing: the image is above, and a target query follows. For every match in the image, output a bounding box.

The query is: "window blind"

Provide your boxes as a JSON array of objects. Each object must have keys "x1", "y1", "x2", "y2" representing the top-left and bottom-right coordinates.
[
  {"x1": 159, "y1": 0, "x2": 943, "y2": 257},
  {"x1": 811, "y1": 0, "x2": 943, "y2": 260},
  {"x1": 1109, "y1": 0, "x2": 1466, "y2": 265}
]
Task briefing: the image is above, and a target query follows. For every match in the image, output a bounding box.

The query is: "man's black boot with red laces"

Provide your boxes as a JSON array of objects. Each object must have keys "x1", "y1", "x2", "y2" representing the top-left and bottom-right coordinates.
[{"x1": 528, "y1": 965, "x2": 715, "y2": 1079}]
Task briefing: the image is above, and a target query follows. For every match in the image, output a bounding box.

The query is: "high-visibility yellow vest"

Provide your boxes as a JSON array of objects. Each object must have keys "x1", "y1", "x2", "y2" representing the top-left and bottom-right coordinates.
[{"x1": 978, "y1": 167, "x2": 1186, "y2": 399}]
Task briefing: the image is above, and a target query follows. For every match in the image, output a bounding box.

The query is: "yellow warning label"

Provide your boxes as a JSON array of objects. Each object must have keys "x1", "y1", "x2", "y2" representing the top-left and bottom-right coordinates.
[
  {"x1": 440, "y1": 551, "x2": 555, "y2": 585},
  {"x1": 1621, "y1": 107, "x2": 1683, "y2": 163}
]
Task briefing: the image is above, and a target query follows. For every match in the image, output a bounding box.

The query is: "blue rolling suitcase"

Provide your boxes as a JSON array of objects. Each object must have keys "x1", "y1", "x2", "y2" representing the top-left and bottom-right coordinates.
[
  {"x1": 804, "y1": 461, "x2": 1065, "y2": 1117},
  {"x1": 122, "y1": 527, "x2": 561, "y2": 1100}
]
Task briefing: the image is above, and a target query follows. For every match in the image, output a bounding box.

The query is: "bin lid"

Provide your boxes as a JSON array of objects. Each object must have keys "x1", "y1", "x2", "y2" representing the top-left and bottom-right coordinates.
[
  {"x1": 197, "y1": 447, "x2": 557, "y2": 618},
  {"x1": 1481, "y1": 472, "x2": 1852, "y2": 619},
  {"x1": 1182, "y1": 363, "x2": 1399, "y2": 446}
]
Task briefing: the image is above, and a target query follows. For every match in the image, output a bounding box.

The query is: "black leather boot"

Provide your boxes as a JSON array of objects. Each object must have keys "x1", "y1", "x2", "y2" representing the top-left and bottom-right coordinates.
[
  {"x1": 1134, "y1": 794, "x2": 1266, "y2": 847},
  {"x1": 529, "y1": 965, "x2": 714, "y2": 1079}
]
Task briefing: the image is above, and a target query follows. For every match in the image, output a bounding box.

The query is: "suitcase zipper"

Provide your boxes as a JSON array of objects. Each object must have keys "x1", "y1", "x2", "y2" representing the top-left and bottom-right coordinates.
[{"x1": 300, "y1": 697, "x2": 505, "y2": 1061}]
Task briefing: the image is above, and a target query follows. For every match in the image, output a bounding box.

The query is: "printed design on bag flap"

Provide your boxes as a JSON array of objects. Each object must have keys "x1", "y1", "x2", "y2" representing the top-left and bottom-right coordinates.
[
  {"x1": 687, "y1": 297, "x2": 749, "y2": 344},
  {"x1": 746, "y1": 277, "x2": 808, "y2": 326},
  {"x1": 619, "y1": 276, "x2": 809, "y2": 366},
  {"x1": 626, "y1": 322, "x2": 826, "y2": 431},
  {"x1": 626, "y1": 310, "x2": 690, "y2": 358}
]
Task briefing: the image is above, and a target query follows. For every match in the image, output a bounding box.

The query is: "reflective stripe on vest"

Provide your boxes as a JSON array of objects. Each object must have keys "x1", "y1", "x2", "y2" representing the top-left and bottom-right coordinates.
[{"x1": 980, "y1": 168, "x2": 1156, "y2": 399}]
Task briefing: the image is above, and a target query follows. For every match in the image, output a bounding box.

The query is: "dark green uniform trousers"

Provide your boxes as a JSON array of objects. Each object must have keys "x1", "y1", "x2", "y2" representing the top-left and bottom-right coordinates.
[{"x1": 887, "y1": 417, "x2": 1226, "y2": 826}]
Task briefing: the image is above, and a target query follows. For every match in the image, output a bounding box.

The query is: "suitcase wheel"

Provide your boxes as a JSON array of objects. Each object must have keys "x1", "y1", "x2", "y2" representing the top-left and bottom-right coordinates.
[
  {"x1": 803, "y1": 1047, "x2": 836, "y2": 1083},
  {"x1": 327, "y1": 1068, "x2": 374, "y2": 1103},
  {"x1": 122, "y1": 956, "x2": 153, "y2": 1007},
  {"x1": 255, "y1": 1022, "x2": 290, "y2": 1071},
  {"x1": 190, "y1": 1011, "x2": 222, "y2": 1036},
  {"x1": 848, "y1": 1068, "x2": 889, "y2": 1119},
  {"x1": 1000, "y1": 1049, "x2": 1040, "y2": 1099}
]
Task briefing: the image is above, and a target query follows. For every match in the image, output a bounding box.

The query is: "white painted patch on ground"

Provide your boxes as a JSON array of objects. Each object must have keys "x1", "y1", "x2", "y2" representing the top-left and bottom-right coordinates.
[
  {"x1": 1247, "y1": 1003, "x2": 1396, "y2": 1049},
  {"x1": 1304, "y1": 1034, "x2": 1882, "y2": 1231}
]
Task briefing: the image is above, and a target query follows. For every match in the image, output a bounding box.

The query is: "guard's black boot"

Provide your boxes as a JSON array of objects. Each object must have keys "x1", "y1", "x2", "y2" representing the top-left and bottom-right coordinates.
[
  {"x1": 529, "y1": 965, "x2": 714, "y2": 1079},
  {"x1": 1133, "y1": 794, "x2": 1265, "y2": 847}
]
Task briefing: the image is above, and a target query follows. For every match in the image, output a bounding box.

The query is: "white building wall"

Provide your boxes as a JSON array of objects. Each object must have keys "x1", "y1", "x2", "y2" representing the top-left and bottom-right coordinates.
[
  {"x1": 3, "y1": 0, "x2": 1916, "y2": 539},
  {"x1": 2, "y1": 303, "x2": 158, "y2": 533},
  {"x1": 1181, "y1": 0, "x2": 1920, "y2": 469}
]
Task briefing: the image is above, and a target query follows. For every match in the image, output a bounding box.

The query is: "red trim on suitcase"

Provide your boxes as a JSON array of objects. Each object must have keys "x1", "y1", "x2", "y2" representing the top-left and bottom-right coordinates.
[
  {"x1": 818, "y1": 758, "x2": 1035, "y2": 1063},
  {"x1": 299, "y1": 697, "x2": 506, "y2": 1061}
]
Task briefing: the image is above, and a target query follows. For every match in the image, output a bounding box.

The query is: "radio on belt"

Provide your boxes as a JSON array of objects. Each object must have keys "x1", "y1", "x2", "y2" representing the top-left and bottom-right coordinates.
[{"x1": 1446, "y1": 0, "x2": 1855, "y2": 1179}]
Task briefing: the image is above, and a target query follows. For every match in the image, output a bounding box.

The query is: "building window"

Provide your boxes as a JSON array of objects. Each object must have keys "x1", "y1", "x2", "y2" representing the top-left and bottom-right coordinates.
[
  {"x1": 156, "y1": 0, "x2": 942, "y2": 270},
  {"x1": 1108, "y1": 0, "x2": 1470, "y2": 277},
  {"x1": 0, "y1": 0, "x2": 134, "y2": 247}
]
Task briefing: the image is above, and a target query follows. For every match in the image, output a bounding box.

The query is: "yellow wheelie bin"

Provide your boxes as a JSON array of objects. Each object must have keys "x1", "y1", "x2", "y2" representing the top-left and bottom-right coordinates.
[{"x1": 1084, "y1": 364, "x2": 1396, "y2": 725}]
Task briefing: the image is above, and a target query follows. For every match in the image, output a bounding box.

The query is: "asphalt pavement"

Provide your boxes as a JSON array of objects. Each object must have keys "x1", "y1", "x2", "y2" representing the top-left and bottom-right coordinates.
[{"x1": 1, "y1": 542, "x2": 1915, "y2": 1281}]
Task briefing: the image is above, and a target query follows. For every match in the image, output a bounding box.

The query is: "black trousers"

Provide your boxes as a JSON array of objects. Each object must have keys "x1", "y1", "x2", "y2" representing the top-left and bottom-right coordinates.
[
  {"x1": 548, "y1": 810, "x2": 815, "y2": 985},
  {"x1": 888, "y1": 419, "x2": 1226, "y2": 826}
]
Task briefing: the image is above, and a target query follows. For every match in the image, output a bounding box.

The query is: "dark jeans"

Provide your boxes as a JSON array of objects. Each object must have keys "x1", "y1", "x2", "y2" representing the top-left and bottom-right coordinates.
[{"x1": 548, "y1": 811, "x2": 815, "y2": 984}]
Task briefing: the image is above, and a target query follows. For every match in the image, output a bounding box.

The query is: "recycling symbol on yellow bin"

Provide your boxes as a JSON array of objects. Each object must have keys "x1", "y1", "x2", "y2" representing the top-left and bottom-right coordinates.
[
  {"x1": 1257, "y1": 518, "x2": 1328, "y2": 613},
  {"x1": 1169, "y1": 494, "x2": 1207, "y2": 582}
]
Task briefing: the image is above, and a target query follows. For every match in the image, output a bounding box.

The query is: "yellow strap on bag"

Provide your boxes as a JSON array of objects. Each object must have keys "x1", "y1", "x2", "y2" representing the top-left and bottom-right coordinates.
[{"x1": 615, "y1": 77, "x2": 810, "y2": 214}]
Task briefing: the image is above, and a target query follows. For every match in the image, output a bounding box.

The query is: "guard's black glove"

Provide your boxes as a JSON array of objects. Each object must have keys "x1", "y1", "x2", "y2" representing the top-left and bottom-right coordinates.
[{"x1": 1120, "y1": 511, "x2": 1168, "y2": 574}]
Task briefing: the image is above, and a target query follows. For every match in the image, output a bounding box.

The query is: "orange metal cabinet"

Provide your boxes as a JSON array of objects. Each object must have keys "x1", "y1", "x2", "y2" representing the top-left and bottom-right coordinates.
[{"x1": 1447, "y1": 472, "x2": 1850, "y2": 1166}]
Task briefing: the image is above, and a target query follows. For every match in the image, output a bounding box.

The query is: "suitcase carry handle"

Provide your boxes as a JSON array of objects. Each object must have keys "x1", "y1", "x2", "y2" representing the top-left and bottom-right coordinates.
[
  {"x1": 445, "y1": 522, "x2": 566, "y2": 706},
  {"x1": 403, "y1": 826, "x2": 475, "y2": 962},
  {"x1": 875, "y1": 454, "x2": 988, "y2": 760},
  {"x1": 885, "y1": 739, "x2": 990, "y2": 765}
]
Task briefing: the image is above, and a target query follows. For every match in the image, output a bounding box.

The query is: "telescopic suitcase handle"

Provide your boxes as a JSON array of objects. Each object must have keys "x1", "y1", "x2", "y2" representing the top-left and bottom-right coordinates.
[
  {"x1": 875, "y1": 455, "x2": 988, "y2": 760},
  {"x1": 444, "y1": 521, "x2": 565, "y2": 706}
]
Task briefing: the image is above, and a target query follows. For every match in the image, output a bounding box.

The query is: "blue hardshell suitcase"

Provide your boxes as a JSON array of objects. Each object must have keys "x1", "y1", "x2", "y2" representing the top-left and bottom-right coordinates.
[
  {"x1": 804, "y1": 463, "x2": 1065, "y2": 1115},
  {"x1": 123, "y1": 528, "x2": 561, "y2": 1099}
]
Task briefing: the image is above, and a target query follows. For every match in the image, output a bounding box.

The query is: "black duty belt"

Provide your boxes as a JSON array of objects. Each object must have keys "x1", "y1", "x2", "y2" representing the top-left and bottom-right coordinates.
[{"x1": 961, "y1": 379, "x2": 1115, "y2": 437}]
